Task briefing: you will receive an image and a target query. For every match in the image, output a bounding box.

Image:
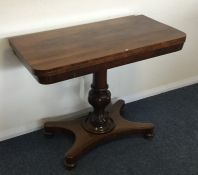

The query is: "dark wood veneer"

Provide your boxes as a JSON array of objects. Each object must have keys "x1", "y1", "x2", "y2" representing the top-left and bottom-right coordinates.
[{"x1": 9, "y1": 15, "x2": 186, "y2": 84}]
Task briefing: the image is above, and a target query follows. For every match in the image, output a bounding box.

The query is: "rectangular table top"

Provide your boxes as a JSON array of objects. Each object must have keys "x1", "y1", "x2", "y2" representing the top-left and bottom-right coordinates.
[{"x1": 9, "y1": 15, "x2": 186, "y2": 84}]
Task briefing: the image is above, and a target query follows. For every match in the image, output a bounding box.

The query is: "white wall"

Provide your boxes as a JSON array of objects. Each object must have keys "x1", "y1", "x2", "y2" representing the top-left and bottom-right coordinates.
[{"x1": 0, "y1": 0, "x2": 198, "y2": 141}]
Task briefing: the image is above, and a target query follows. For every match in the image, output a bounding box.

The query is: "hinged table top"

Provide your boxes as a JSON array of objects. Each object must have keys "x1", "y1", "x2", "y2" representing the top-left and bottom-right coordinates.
[{"x1": 9, "y1": 15, "x2": 186, "y2": 84}]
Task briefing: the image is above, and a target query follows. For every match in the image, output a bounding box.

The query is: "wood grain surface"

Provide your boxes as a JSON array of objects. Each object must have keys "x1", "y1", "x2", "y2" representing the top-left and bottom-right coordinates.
[{"x1": 9, "y1": 15, "x2": 186, "y2": 84}]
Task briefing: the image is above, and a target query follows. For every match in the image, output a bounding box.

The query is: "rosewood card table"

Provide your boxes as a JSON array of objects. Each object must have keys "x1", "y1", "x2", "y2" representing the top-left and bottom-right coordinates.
[{"x1": 9, "y1": 15, "x2": 186, "y2": 169}]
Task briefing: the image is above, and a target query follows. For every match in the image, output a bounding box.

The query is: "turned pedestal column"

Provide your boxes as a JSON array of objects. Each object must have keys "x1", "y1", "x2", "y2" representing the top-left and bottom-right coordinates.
[{"x1": 82, "y1": 69, "x2": 115, "y2": 133}]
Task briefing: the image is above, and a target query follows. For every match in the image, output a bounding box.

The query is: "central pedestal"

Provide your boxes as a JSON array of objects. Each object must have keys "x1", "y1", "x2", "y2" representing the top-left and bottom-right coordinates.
[
  {"x1": 82, "y1": 70, "x2": 115, "y2": 134},
  {"x1": 44, "y1": 69, "x2": 154, "y2": 169}
]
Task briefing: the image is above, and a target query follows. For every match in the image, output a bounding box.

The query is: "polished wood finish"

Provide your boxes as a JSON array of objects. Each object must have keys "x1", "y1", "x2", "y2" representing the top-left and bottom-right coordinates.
[
  {"x1": 9, "y1": 15, "x2": 186, "y2": 84},
  {"x1": 44, "y1": 100, "x2": 154, "y2": 168},
  {"x1": 82, "y1": 69, "x2": 115, "y2": 134},
  {"x1": 44, "y1": 69, "x2": 154, "y2": 168},
  {"x1": 9, "y1": 15, "x2": 186, "y2": 169}
]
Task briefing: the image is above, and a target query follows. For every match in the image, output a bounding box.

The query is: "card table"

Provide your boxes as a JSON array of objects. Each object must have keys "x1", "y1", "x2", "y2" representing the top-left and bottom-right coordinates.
[{"x1": 9, "y1": 15, "x2": 186, "y2": 169}]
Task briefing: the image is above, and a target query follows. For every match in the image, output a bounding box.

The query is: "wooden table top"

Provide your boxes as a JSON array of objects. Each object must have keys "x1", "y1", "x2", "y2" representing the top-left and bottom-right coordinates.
[{"x1": 9, "y1": 15, "x2": 186, "y2": 84}]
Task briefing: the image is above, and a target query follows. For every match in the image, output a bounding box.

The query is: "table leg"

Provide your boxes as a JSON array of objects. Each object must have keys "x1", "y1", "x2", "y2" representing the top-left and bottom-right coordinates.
[{"x1": 44, "y1": 69, "x2": 154, "y2": 169}]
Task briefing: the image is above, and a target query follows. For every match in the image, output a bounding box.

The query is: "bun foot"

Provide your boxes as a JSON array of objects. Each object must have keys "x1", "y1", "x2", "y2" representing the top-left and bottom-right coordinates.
[
  {"x1": 144, "y1": 130, "x2": 154, "y2": 139},
  {"x1": 64, "y1": 158, "x2": 76, "y2": 170}
]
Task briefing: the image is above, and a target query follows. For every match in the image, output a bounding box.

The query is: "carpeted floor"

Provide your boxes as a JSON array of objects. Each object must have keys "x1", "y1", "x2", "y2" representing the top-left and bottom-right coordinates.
[{"x1": 1, "y1": 84, "x2": 198, "y2": 175}]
